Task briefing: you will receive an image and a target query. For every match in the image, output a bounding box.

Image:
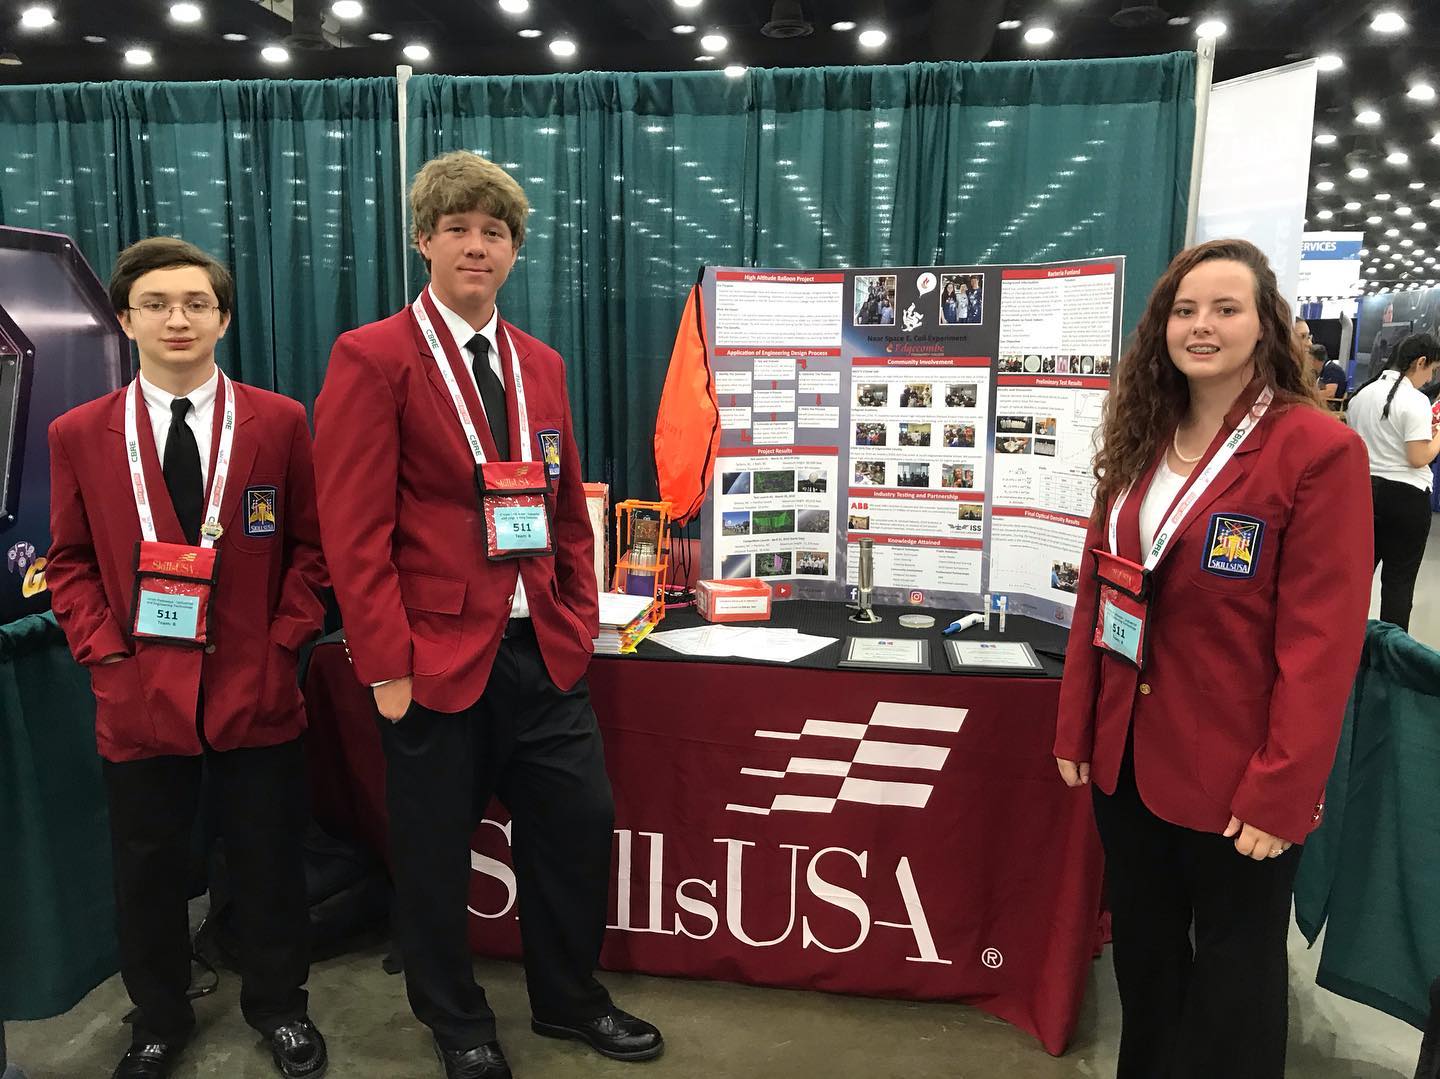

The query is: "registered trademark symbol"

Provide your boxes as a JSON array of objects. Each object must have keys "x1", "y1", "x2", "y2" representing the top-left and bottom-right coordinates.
[{"x1": 981, "y1": 948, "x2": 1003, "y2": 969}]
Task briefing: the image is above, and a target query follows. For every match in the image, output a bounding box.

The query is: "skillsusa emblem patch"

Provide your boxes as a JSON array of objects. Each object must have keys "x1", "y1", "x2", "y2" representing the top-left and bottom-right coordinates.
[
  {"x1": 1202, "y1": 513, "x2": 1263, "y2": 579},
  {"x1": 537, "y1": 429, "x2": 561, "y2": 479},
  {"x1": 245, "y1": 486, "x2": 278, "y2": 537}
]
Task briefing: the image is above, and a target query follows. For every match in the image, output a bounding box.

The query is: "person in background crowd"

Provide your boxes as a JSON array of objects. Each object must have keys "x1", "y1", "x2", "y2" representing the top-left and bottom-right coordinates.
[
  {"x1": 1054, "y1": 238, "x2": 1372, "y2": 1079},
  {"x1": 46, "y1": 237, "x2": 329, "y2": 1079},
  {"x1": 1307, "y1": 342, "x2": 1349, "y2": 401},
  {"x1": 1347, "y1": 332, "x2": 1440, "y2": 631},
  {"x1": 1294, "y1": 316, "x2": 1313, "y2": 348}
]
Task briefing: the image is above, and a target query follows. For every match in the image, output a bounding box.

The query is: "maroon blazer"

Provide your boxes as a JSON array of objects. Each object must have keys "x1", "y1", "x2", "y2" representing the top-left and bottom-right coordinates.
[
  {"x1": 311, "y1": 306, "x2": 598, "y2": 713},
  {"x1": 47, "y1": 377, "x2": 328, "y2": 763},
  {"x1": 1053, "y1": 397, "x2": 1374, "y2": 844}
]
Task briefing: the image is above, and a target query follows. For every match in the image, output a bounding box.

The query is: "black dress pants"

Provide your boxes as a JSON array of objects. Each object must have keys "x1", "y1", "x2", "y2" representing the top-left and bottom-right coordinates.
[
  {"x1": 1091, "y1": 745, "x2": 1299, "y2": 1079},
  {"x1": 1372, "y1": 475, "x2": 1433, "y2": 632},
  {"x1": 101, "y1": 737, "x2": 311, "y2": 1046},
  {"x1": 378, "y1": 624, "x2": 615, "y2": 1051}
]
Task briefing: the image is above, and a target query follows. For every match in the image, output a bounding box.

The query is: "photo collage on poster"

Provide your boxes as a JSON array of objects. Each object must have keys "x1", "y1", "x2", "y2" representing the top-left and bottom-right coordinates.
[{"x1": 700, "y1": 259, "x2": 1123, "y2": 623}]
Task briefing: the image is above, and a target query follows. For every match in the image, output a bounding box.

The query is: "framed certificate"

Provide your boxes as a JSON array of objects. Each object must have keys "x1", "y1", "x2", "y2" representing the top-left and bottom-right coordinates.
[
  {"x1": 943, "y1": 639, "x2": 1046, "y2": 675},
  {"x1": 838, "y1": 637, "x2": 932, "y2": 671}
]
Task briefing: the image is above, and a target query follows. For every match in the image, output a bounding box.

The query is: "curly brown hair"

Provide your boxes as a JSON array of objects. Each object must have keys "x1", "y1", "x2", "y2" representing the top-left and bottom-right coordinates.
[{"x1": 1092, "y1": 238, "x2": 1321, "y2": 511}]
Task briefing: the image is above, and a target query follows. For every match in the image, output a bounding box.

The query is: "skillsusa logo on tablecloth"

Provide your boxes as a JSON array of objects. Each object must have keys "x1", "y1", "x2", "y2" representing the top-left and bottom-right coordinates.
[{"x1": 725, "y1": 701, "x2": 966, "y2": 817}]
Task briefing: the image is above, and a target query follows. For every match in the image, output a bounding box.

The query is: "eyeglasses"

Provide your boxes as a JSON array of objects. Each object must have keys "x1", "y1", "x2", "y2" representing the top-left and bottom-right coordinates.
[{"x1": 127, "y1": 300, "x2": 221, "y2": 320}]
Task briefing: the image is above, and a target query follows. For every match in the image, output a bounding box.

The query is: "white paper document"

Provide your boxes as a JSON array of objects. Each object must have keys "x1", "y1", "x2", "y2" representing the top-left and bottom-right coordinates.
[{"x1": 647, "y1": 624, "x2": 835, "y2": 663}]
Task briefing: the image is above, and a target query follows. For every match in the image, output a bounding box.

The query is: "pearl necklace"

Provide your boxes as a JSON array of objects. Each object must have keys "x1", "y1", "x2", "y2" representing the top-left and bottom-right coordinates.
[{"x1": 1171, "y1": 427, "x2": 1204, "y2": 464}]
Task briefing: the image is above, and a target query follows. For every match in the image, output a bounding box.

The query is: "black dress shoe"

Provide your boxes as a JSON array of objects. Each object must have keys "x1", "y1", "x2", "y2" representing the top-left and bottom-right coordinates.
[
  {"x1": 111, "y1": 1043, "x2": 182, "y2": 1079},
  {"x1": 531, "y1": 1007, "x2": 664, "y2": 1061},
  {"x1": 434, "y1": 1039, "x2": 512, "y2": 1079},
  {"x1": 268, "y1": 1018, "x2": 328, "y2": 1078}
]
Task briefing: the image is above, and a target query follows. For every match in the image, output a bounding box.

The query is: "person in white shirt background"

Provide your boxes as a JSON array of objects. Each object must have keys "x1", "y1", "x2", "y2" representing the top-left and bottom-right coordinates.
[{"x1": 1347, "y1": 332, "x2": 1440, "y2": 630}]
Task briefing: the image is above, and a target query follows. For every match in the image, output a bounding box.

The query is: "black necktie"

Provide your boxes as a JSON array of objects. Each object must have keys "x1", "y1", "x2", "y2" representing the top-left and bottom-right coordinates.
[
  {"x1": 467, "y1": 333, "x2": 509, "y2": 459},
  {"x1": 163, "y1": 397, "x2": 204, "y2": 545}
]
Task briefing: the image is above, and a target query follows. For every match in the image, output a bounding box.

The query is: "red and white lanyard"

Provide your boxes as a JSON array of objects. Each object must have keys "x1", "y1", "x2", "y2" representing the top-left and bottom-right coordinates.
[
  {"x1": 124, "y1": 370, "x2": 236, "y2": 546},
  {"x1": 411, "y1": 288, "x2": 533, "y2": 465},
  {"x1": 1107, "y1": 386, "x2": 1272, "y2": 568}
]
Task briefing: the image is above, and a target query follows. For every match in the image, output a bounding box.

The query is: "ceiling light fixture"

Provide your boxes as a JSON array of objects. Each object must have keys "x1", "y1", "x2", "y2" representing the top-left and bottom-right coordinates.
[
  {"x1": 1347, "y1": 167, "x2": 1369, "y2": 180},
  {"x1": 1408, "y1": 83, "x2": 1437, "y2": 102},
  {"x1": 261, "y1": 44, "x2": 289, "y2": 62},
  {"x1": 1369, "y1": 11, "x2": 1406, "y2": 33},
  {"x1": 368, "y1": 31, "x2": 392, "y2": 40},
  {"x1": 1023, "y1": 25, "x2": 1054, "y2": 45},
  {"x1": 693, "y1": 53, "x2": 715, "y2": 61},
  {"x1": 0, "y1": 48, "x2": 21, "y2": 65},
  {"x1": 517, "y1": 29, "x2": 541, "y2": 37},
  {"x1": 1355, "y1": 108, "x2": 1382, "y2": 125},
  {"x1": 858, "y1": 27, "x2": 887, "y2": 47},
  {"x1": 674, "y1": 0, "x2": 703, "y2": 7},
  {"x1": 124, "y1": 46, "x2": 153, "y2": 65},
  {"x1": 1388, "y1": 150, "x2": 1410, "y2": 165},
  {"x1": 699, "y1": 32, "x2": 727, "y2": 51},
  {"x1": 1315, "y1": 54, "x2": 1343, "y2": 72},
  {"x1": 548, "y1": 37, "x2": 577, "y2": 58},
  {"x1": 1167, "y1": 15, "x2": 1191, "y2": 25},
  {"x1": 1345, "y1": 201, "x2": 1362, "y2": 210},
  {"x1": 331, "y1": 1, "x2": 363, "y2": 19},
  {"x1": 1315, "y1": 180, "x2": 1335, "y2": 191},
  {"x1": 997, "y1": 19, "x2": 1022, "y2": 30},
  {"x1": 672, "y1": 24, "x2": 695, "y2": 34},
  {"x1": 498, "y1": 0, "x2": 529, "y2": 13},
  {"x1": 724, "y1": 64, "x2": 747, "y2": 78},
  {"x1": 222, "y1": 32, "x2": 247, "y2": 41},
  {"x1": 169, "y1": 3, "x2": 202, "y2": 23},
  {"x1": 832, "y1": 20, "x2": 857, "y2": 31},
  {"x1": 83, "y1": 34, "x2": 105, "y2": 42},
  {"x1": 1316, "y1": 210, "x2": 1334, "y2": 220},
  {"x1": 401, "y1": 43, "x2": 429, "y2": 60},
  {"x1": 1314, "y1": 132, "x2": 1337, "y2": 145},
  {"x1": 1194, "y1": 19, "x2": 1227, "y2": 37},
  {"x1": 19, "y1": 6, "x2": 55, "y2": 29}
]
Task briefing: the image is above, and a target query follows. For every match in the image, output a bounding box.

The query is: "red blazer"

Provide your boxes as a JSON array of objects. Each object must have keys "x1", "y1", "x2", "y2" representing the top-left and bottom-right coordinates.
[
  {"x1": 1053, "y1": 397, "x2": 1373, "y2": 844},
  {"x1": 311, "y1": 307, "x2": 598, "y2": 713},
  {"x1": 47, "y1": 377, "x2": 328, "y2": 763}
]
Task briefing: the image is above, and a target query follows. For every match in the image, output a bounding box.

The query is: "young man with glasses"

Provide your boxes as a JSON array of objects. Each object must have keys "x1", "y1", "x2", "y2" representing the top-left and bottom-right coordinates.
[{"x1": 46, "y1": 237, "x2": 330, "y2": 1079}]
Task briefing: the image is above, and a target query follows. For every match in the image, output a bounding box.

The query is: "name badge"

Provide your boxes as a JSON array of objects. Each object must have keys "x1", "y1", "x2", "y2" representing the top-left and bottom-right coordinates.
[
  {"x1": 492, "y1": 503, "x2": 551, "y2": 552},
  {"x1": 476, "y1": 460, "x2": 555, "y2": 562},
  {"x1": 135, "y1": 590, "x2": 200, "y2": 639},
  {"x1": 1090, "y1": 548, "x2": 1150, "y2": 670},
  {"x1": 130, "y1": 540, "x2": 220, "y2": 647}
]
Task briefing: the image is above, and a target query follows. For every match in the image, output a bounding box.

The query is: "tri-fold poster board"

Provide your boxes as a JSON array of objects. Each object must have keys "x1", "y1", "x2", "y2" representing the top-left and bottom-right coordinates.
[{"x1": 698, "y1": 257, "x2": 1124, "y2": 627}]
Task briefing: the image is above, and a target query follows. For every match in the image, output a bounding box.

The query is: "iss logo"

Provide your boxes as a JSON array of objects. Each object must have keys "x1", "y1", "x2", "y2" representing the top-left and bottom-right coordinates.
[
  {"x1": 1202, "y1": 512, "x2": 1263, "y2": 579},
  {"x1": 726, "y1": 701, "x2": 967, "y2": 817}
]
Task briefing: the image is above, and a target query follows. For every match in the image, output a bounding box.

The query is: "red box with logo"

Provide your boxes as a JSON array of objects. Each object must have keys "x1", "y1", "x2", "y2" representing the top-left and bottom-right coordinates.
[{"x1": 695, "y1": 578, "x2": 772, "y2": 623}]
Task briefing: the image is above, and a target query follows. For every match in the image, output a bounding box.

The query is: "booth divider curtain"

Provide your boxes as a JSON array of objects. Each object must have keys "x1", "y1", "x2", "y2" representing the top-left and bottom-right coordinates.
[
  {"x1": 2, "y1": 54, "x2": 1193, "y2": 499},
  {"x1": 406, "y1": 54, "x2": 1194, "y2": 496},
  {"x1": 0, "y1": 78, "x2": 404, "y2": 408},
  {"x1": 0, "y1": 613, "x2": 116, "y2": 1021}
]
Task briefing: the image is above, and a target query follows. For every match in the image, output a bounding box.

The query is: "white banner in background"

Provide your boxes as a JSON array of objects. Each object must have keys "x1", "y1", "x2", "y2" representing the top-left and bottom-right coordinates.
[{"x1": 1195, "y1": 61, "x2": 1319, "y2": 308}]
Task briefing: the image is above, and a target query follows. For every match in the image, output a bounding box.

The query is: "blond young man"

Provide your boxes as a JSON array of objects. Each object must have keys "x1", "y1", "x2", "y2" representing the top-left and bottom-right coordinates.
[{"x1": 312, "y1": 152, "x2": 661, "y2": 1079}]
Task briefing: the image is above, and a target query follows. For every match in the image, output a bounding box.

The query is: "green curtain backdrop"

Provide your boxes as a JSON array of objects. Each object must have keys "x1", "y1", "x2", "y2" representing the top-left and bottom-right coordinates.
[
  {"x1": 1, "y1": 56, "x2": 1194, "y2": 498},
  {"x1": 0, "y1": 613, "x2": 115, "y2": 1021},
  {"x1": 407, "y1": 54, "x2": 1195, "y2": 497},
  {"x1": 0, "y1": 78, "x2": 404, "y2": 408}
]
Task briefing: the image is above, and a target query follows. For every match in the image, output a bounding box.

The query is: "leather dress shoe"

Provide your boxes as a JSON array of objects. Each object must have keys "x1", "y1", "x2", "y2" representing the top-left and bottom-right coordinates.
[
  {"x1": 268, "y1": 1017, "x2": 328, "y2": 1078},
  {"x1": 531, "y1": 1007, "x2": 664, "y2": 1061},
  {"x1": 434, "y1": 1039, "x2": 513, "y2": 1079},
  {"x1": 111, "y1": 1042, "x2": 182, "y2": 1079}
]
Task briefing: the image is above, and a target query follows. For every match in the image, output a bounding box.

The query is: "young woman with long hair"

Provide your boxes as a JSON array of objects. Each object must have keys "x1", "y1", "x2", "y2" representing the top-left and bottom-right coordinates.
[
  {"x1": 1053, "y1": 238, "x2": 1374, "y2": 1079},
  {"x1": 1347, "y1": 331, "x2": 1440, "y2": 630}
]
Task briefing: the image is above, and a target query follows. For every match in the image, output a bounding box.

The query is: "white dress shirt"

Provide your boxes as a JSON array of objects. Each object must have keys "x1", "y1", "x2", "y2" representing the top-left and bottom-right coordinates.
[
  {"x1": 428, "y1": 287, "x2": 529, "y2": 619},
  {"x1": 1138, "y1": 458, "x2": 1188, "y2": 555},
  {"x1": 138, "y1": 366, "x2": 218, "y2": 487}
]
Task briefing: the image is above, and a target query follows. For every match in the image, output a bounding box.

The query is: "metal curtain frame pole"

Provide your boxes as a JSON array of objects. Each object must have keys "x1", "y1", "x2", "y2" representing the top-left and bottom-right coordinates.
[
  {"x1": 1185, "y1": 37, "x2": 1218, "y2": 247},
  {"x1": 397, "y1": 63, "x2": 413, "y2": 299}
]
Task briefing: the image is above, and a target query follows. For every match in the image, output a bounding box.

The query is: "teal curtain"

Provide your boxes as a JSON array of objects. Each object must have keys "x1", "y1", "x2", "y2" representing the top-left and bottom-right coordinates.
[
  {"x1": 407, "y1": 54, "x2": 1195, "y2": 497},
  {"x1": 0, "y1": 78, "x2": 404, "y2": 409},
  {"x1": 0, "y1": 613, "x2": 115, "y2": 1021}
]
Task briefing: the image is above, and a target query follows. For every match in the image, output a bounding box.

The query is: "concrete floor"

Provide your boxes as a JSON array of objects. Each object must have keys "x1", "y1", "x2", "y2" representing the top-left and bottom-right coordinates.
[{"x1": 8, "y1": 518, "x2": 1437, "y2": 1079}]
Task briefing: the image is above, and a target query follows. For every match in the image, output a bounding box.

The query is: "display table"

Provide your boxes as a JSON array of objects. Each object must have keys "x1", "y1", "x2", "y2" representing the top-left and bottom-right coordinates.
[{"x1": 303, "y1": 603, "x2": 1104, "y2": 1056}]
